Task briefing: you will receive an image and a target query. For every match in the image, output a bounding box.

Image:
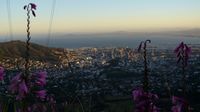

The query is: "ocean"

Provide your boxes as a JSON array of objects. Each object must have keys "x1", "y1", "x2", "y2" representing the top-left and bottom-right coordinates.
[{"x1": 1, "y1": 34, "x2": 200, "y2": 49}]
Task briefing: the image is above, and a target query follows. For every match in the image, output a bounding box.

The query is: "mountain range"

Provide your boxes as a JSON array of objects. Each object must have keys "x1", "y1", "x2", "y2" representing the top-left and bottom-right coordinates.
[{"x1": 0, "y1": 29, "x2": 200, "y2": 49}]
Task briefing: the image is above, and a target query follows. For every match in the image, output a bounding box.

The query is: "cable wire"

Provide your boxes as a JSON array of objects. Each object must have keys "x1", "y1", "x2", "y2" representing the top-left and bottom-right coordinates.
[
  {"x1": 42, "y1": 0, "x2": 56, "y2": 65},
  {"x1": 46, "y1": 0, "x2": 56, "y2": 47},
  {"x1": 7, "y1": 0, "x2": 13, "y2": 41}
]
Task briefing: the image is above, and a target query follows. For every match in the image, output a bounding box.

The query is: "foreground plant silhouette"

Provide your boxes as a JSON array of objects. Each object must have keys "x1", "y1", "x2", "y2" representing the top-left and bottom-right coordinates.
[
  {"x1": 23, "y1": 3, "x2": 36, "y2": 76},
  {"x1": 0, "y1": 3, "x2": 57, "y2": 112},
  {"x1": 132, "y1": 40, "x2": 159, "y2": 112},
  {"x1": 138, "y1": 40, "x2": 151, "y2": 92},
  {"x1": 0, "y1": 67, "x2": 4, "y2": 81},
  {"x1": 7, "y1": 4, "x2": 39, "y2": 101},
  {"x1": 8, "y1": 2, "x2": 39, "y2": 101},
  {"x1": 132, "y1": 88, "x2": 159, "y2": 112},
  {"x1": 172, "y1": 42, "x2": 192, "y2": 112}
]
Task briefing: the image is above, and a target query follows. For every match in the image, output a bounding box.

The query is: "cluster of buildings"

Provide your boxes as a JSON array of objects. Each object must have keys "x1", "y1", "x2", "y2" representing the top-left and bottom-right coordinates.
[{"x1": 0, "y1": 44, "x2": 200, "y2": 97}]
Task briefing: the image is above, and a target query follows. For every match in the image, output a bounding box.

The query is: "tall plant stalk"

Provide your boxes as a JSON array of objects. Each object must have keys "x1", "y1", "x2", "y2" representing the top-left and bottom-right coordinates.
[
  {"x1": 138, "y1": 40, "x2": 151, "y2": 92},
  {"x1": 25, "y1": 5, "x2": 31, "y2": 76},
  {"x1": 24, "y1": 3, "x2": 37, "y2": 76},
  {"x1": 181, "y1": 48, "x2": 186, "y2": 97},
  {"x1": 174, "y1": 42, "x2": 191, "y2": 97},
  {"x1": 173, "y1": 42, "x2": 191, "y2": 112}
]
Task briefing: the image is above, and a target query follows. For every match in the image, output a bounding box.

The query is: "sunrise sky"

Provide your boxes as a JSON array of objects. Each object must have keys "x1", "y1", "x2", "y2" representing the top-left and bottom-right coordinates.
[{"x1": 0, "y1": 0, "x2": 200, "y2": 35}]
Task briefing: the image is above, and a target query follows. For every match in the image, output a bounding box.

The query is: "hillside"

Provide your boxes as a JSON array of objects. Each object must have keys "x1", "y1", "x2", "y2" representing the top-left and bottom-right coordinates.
[{"x1": 0, "y1": 40, "x2": 61, "y2": 62}]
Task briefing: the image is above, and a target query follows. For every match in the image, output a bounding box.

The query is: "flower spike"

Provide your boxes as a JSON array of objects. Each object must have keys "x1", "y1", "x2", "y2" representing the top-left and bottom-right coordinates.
[
  {"x1": 24, "y1": 3, "x2": 37, "y2": 17},
  {"x1": 30, "y1": 3, "x2": 37, "y2": 10},
  {"x1": 174, "y1": 42, "x2": 191, "y2": 67},
  {"x1": 0, "y1": 67, "x2": 4, "y2": 81}
]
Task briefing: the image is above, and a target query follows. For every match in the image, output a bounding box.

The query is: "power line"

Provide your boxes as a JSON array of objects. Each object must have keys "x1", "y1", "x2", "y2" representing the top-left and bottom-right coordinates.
[
  {"x1": 7, "y1": 0, "x2": 13, "y2": 41},
  {"x1": 46, "y1": 0, "x2": 56, "y2": 47},
  {"x1": 42, "y1": 0, "x2": 56, "y2": 65}
]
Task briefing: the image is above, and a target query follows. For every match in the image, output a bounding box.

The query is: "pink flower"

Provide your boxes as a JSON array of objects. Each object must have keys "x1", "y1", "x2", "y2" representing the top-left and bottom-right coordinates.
[
  {"x1": 174, "y1": 42, "x2": 184, "y2": 53},
  {"x1": 35, "y1": 71, "x2": 47, "y2": 86},
  {"x1": 30, "y1": 3, "x2": 37, "y2": 10},
  {"x1": 185, "y1": 44, "x2": 191, "y2": 54},
  {"x1": 132, "y1": 88, "x2": 144, "y2": 101},
  {"x1": 19, "y1": 80, "x2": 28, "y2": 94},
  {"x1": 35, "y1": 90, "x2": 46, "y2": 100},
  {"x1": 24, "y1": 3, "x2": 37, "y2": 17},
  {"x1": 16, "y1": 80, "x2": 29, "y2": 100},
  {"x1": 132, "y1": 88, "x2": 159, "y2": 112},
  {"x1": 9, "y1": 73, "x2": 22, "y2": 93},
  {"x1": 172, "y1": 105, "x2": 182, "y2": 112},
  {"x1": 9, "y1": 71, "x2": 48, "y2": 101},
  {"x1": 23, "y1": 3, "x2": 37, "y2": 10},
  {"x1": 172, "y1": 96, "x2": 184, "y2": 104},
  {"x1": 171, "y1": 96, "x2": 190, "y2": 112},
  {"x1": 184, "y1": 44, "x2": 191, "y2": 66},
  {"x1": 36, "y1": 78, "x2": 46, "y2": 86},
  {"x1": 9, "y1": 73, "x2": 29, "y2": 100},
  {"x1": 0, "y1": 67, "x2": 4, "y2": 81},
  {"x1": 174, "y1": 42, "x2": 191, "y2": 67},
  {"x1": 38, "y1": 71, "x2": 47, "y2": 79}
]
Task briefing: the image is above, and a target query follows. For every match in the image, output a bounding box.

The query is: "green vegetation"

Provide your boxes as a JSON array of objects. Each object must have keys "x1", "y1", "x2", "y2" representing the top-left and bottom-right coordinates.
[
  {"x1": 102, "y1": 68, "x2": 141, "y2": 79},
  {"x1": 0, "y1": 40, "x2": 58, "y2": 62}
]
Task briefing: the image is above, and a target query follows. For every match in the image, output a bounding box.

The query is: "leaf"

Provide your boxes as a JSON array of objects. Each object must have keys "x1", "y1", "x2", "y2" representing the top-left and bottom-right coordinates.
[
  {"x1": 176, "y1": 52, "x2": 181, "y2": 58},
  {"x1": 185, "y1": 44, "x2": 191, "y2": 54},
  {"x1": 174, "y1": 42, "x2": 184, "y2": 53},
  {"x1": 32, "y1": 10, "x2": 36, "y2": 17},
  {"x1": 137, "y1": 42, "x2": 143, "y2": 52},
  {"x1": 177, "y1": 56, "x2": 182, "y2": 64},
  {"x1": 23, "y1": 5, "x2": 27, "y2": 10}
]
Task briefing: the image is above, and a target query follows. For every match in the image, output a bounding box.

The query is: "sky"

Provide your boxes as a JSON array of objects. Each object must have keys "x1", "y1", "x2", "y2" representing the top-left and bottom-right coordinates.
[{"x1": 0, "y1": 0, "x2": 200, "y2": 36}]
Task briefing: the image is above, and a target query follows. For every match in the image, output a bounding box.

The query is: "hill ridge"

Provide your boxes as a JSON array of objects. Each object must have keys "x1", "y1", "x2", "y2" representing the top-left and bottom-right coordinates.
[{"x1": 0, "y1": 40, "x2": 61, "y2": 62}]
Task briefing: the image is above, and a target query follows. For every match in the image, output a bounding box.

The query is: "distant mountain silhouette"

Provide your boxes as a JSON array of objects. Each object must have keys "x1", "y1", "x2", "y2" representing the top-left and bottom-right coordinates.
[{"x1": 0, "y1": 40, "x2": 61, "y2": 62}]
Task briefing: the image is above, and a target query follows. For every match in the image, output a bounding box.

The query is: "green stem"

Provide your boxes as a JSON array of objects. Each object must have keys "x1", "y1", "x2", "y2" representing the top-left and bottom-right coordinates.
[
  {"x1": 143, "y1": 47, "x2": 148, "y2": 92},
  {"x1": 25, "y1": 6, "x2": 31, "y2": 77}
]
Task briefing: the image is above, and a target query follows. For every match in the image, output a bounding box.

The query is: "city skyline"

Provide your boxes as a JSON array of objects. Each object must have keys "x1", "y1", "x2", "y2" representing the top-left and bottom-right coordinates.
[{"x1": 0, "y1": 0, "x2": 200, "y2": 36}]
